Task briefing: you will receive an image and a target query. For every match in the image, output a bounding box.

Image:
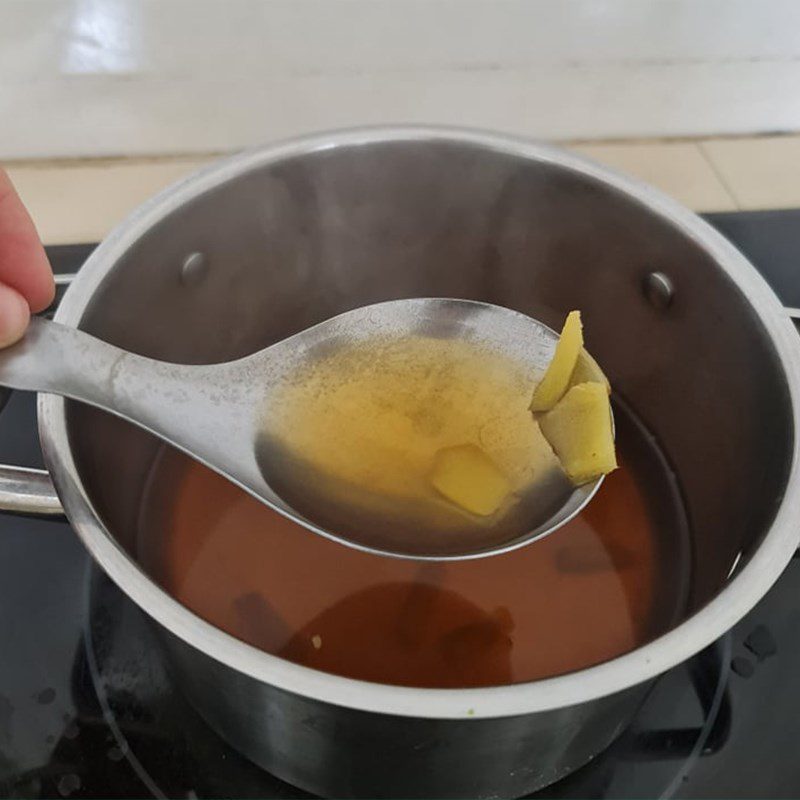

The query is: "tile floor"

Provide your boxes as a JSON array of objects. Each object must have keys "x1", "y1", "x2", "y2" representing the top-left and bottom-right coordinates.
[
  {"x1": 3, "y1": 0, "x2": 800, "y2": 160},
  {"x1": 6, "y1": 134, "x2": 800, "y2": 245},
  {"x1": 4, "y1": 0, "x2": 800, "y2": 243}
]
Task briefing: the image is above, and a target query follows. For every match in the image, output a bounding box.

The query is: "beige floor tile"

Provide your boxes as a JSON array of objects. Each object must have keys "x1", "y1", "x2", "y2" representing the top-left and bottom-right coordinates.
[
  {"x1": 701, "y1": 135, "x2": 800, "y2": 210},
  {"x1": 4, "y1": 157, "x2": 214, "y2": 244},
  {"x1": 572, "y1": 142, "x2": 738, "y2": 212}
]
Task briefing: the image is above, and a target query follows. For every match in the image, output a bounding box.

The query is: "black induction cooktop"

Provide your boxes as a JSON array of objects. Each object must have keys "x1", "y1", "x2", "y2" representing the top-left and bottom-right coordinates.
[{"x1": 1, "y1": 214, "x2": 800, "y2": 799}]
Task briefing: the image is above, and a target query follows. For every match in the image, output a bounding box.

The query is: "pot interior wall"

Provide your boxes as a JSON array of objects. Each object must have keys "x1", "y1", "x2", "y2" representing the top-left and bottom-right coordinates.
[{"x1": 66, "y1": 138, "x2": 793, "y2": 621}]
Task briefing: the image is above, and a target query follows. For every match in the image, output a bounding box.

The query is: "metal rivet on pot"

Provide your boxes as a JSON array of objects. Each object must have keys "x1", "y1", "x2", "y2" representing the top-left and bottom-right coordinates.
[
  {"x1": 643, "y1": 271, "x2": 674, "y2": 310},
  {"x1": 180, "y1": 252, "x2": 208, "y2": 286}
]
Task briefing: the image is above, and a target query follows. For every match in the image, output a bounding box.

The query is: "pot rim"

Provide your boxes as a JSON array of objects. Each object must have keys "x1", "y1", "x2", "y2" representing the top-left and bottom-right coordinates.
[{"x1": 39, "y1": 125, "x2": 800, "y2": 720}]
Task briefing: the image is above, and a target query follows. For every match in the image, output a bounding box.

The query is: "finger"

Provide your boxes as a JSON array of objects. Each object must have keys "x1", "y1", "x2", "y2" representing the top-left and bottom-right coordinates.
[
  {"x1": 0, "y1": 282, "x2": 30, "y2": 348},
  {"x1": 0, "y1": 170, "x2": 55, "y2": 313}
]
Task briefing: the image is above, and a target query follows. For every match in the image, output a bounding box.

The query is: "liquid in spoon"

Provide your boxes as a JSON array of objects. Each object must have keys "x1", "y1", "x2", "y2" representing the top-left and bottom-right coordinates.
[{"x1": 259, "y1": 334, "x2": 571, "y2": 558}]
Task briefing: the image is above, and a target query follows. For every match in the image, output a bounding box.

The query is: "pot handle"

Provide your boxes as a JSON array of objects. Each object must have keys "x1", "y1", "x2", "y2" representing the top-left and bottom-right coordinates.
[
  {"x1": 0, "y1": 272, "x2": 76, "y2": 519},
  {"x1": 0, "y1": 465, "x2": 64, "y2": 517}
]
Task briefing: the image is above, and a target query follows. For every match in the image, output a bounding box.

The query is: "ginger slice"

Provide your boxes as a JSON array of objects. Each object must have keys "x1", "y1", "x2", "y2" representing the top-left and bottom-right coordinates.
[
  {"x1": 530, "y1": 310, "x2": 583, "y2": 412},
  {"x1": 572, "y1": 348, "x2": 611, "y2": 393},
  {"x1": 539, "y1": 382, "x2": 617, "y2": 485},
  {"x1": 430, "y1": 444, "x2": 511, "y2": 516}
]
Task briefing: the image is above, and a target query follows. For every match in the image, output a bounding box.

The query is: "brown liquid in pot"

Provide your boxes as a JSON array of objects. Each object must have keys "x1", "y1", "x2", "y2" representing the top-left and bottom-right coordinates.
[{"x1": 138, "y1": 402, "x2": 689, "y2": 688}]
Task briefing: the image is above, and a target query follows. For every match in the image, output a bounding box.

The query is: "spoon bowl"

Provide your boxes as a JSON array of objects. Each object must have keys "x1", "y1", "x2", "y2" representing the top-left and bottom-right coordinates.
[{"x1": 0, "y1": 298, "x2": 604, "y2": 559}]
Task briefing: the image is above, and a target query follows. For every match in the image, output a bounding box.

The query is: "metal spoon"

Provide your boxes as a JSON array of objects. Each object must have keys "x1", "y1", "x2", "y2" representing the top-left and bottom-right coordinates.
[{"x1": 0, "y1": 298, "x2": 603, "y2": 560}]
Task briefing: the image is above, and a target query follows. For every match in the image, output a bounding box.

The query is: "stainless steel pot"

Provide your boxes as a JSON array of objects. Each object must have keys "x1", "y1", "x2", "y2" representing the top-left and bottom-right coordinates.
[{"x1": 2, "y1": 127, "x2": 800, "y2": 798}]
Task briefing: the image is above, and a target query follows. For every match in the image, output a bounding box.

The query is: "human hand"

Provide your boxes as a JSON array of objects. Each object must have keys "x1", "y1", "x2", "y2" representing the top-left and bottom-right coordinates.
[{"x1": 0, "y1": 169, "x2": 55, "y2": 347}]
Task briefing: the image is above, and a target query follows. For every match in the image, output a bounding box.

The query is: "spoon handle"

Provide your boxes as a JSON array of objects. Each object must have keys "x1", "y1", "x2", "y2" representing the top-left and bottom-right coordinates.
[
  {"x1": 0, "y1": 316, "x2": 156, "y2": 400},
  {"x1": 0, "y1": 317, "x2": 252, "y2": 475}
]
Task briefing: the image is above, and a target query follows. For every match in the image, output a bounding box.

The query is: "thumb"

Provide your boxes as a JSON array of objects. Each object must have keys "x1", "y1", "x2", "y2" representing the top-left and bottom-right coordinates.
[{"x1": 0, "y1": 282, "x2": 30, "y2": 348}]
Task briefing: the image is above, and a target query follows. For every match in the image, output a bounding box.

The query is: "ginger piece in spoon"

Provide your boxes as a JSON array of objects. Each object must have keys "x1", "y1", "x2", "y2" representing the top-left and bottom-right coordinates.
[
  {"x1": 431, "y1": 444, "x2": 511, "y2": 516},
  {"x1": 539, "y1": 382, "x2": 617, "y2": 485},
  {"x1": 530, "y1": 310, "x2": 583, "y2": 412}
]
